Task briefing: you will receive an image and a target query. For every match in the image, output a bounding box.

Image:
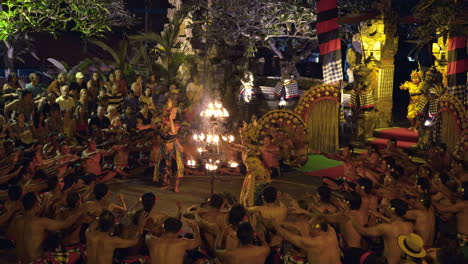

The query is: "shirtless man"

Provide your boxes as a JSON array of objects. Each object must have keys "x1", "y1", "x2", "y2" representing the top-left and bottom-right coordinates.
[
  {"x1": 146, "y1": 217, "x2": 200, "y2": 264},
  {"x1": 259, "y1": 135, "x2": 280, "y2": 178},
  {"x1": 119, "y1": 210, "x2": 149, "y2": 264},
  {"x1": 141, "y1": 192, "x2": 168, "y2": 235},
  {"x1": 82, "y1": 138, "x2": 117, "y2": 182},
  {"x1": 82, "y1": 183, "x2": 127, "y2": 223},
  {"x1": 275, "y1": 129, "x2": 294, "y2": 164},
  {"x1": 57, "y1": 192, "x2": 86, "y2": 263},
  {"x1": 198, "y1": 194, "x2": 226, "y2": 257},
  {"x1": 433, "y1": 182, "x2": 468, "y2": 248},
  {"x1": 249, "y1": 186, "x2": 288, "y2": 263},
  {"x1": 351, "y1": 198, "x2": 413, "y2": 264},
  {"x1": 334, "y1": 192, "x2": 367, "y2": 249},
  {"x1": 215, "y1": 204, "x2": 247, "y2": 250},
  {"x1": 357, "y1": 178, "x2": 378, "y2": 225},
  {"x1": 274, "y1": 217, "x2": 341, "y2": 264},
  {"x1": 310, "y1": 185, "x2": 337, "y2": 214},
  {"x1": 10, "y1": 192, "x2": 83, "y2": 263},
  {"x1": 113, "y1": 136, "x2": 131, "y2": 179},
  {"x1": 216, "y1": 222, "x2": 269, "y2": 264},
  {"x1": 86, "y1": 210, "x2": 146, "y2": 264},
  {"x1": 403, "y1": 195, "x2": 435, "y2": 247}
]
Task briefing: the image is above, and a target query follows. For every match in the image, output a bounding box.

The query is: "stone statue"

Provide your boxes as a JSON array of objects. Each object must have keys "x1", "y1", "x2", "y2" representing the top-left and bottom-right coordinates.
[{"x1": 349, "y1": 64, "x2": 376, "y2": 140}]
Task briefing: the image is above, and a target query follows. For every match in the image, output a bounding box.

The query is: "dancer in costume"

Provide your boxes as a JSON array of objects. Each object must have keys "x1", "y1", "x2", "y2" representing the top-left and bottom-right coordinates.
[
  {"x1": 152, "y1": 99, "x2": 184, "y2": 192},
  {"x1": 400, "y1": 70, "x2": 423, "y2": 132},
  {"x1": 239, "y1": 155, "x2": 271, "y2": 207}
]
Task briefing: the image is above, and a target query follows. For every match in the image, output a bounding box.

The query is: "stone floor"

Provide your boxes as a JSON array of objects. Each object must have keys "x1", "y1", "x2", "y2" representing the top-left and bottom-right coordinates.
[{"x1": 107, "y1": 169, "x2": 323, "y2": 216}]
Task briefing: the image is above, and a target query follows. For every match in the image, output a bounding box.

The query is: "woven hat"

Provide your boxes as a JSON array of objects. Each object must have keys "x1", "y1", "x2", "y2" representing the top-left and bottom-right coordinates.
[{"x1": 397, "y1": 233, "x2": 427, "y2": 258}]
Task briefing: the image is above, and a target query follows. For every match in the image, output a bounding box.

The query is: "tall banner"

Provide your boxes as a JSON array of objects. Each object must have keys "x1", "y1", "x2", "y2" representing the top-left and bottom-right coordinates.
[
  {"x1": 316, "y1": 0, "x2": 343, "y2": 84},
  {"x1": 447, "y1": 34, "x2": 467, "y2": 105}
]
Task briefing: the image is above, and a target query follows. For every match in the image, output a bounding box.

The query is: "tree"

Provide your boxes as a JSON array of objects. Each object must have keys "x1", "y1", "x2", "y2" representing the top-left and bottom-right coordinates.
[
  {"x1": 199, "y1": 0, "x2": 317, "y2": 76},
  {"x1": 129, "y1": 9, "x2": 194, "y2": 85},
  {"x1": 0, "y1": 34, "x2": 38, "y2": 76},
  {"x1": 0, "y1": 0, "x2": 134, "y2": 40}
]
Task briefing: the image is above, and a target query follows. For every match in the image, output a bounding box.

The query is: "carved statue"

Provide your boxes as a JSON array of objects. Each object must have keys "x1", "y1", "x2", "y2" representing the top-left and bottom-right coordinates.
[
  {"x1": 349, "y1": 64, "x2": 376, "y2": 140},
  {"x1": 416, "y1": 66, "x2": 445, "y2": 148},
  {"x1": 240, "y1": 71, "x2": 256, "y2": 104}
]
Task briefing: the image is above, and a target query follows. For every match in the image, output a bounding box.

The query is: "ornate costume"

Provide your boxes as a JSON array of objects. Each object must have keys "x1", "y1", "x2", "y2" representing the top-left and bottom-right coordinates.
[
  {"x1": 400, "y1": 70, "x2": 424, "y2": 120},
  {"x1": 152, "y1": 102, "x2": 184, "y2": 188},
  {"x1": 239, "y1": 156, "x2": 271, "y2": 207}
]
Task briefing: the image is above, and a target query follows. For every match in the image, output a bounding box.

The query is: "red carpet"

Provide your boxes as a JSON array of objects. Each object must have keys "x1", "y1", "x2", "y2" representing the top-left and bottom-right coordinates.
[
  {"x1": 374, "y1": 127, "x2": 418, "y2": 142},
  {"x1": 369, "y1": 127, "x2": 418, "y2": 150},
  {"x1": 369, "y1": 138, "x2": 417, "y2": 150},
  {"x1": 305, "y1": 165, "x2": 344, "y2": 179}
]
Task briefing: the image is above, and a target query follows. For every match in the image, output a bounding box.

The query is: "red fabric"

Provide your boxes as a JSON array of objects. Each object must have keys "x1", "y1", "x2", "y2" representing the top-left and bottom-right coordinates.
[
  {"x1": 360, "y1": 251, "x2": 372, "y2": 264},
  {"x1": 319, "y1": 38, "x2": 341, "y2": 54},
  {"x1": 317, "y1": 0, "x2": 337, "y2": 12},
  {"x1": 447, "y1": 59, "x2": 468, "y2": 75},
  {"x1": 375, "y1": 127, "x2": 418, "y2": 142},
  {"x1": 306, "y1": 165, "x2": 344, "y2": 179},
  {"x1": 448, "y1": 36, "x2": 467, "y2": 51},
  {"x1": 316, "y1": 19, "x2": 339, "y2": 34}
]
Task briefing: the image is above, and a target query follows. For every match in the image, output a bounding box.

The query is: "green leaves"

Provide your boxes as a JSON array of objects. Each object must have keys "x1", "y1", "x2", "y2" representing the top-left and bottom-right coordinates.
[{"x1": 0, "y1": 0, "x2": 134, "y2": 40}]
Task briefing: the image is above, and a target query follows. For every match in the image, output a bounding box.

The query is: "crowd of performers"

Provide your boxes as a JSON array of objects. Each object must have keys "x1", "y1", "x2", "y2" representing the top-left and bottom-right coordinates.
[{"x1": 0, "y1": 70, "x2": 466, "y2": 264}]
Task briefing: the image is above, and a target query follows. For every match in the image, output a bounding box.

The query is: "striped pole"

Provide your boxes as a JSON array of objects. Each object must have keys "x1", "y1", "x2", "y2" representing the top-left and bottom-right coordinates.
[
  {"x1": 316, "y1": 0, "x2": 343, "y2": 85},
  {"x1": 447, "y1": 34, "x2": 467, "y2": 105}
]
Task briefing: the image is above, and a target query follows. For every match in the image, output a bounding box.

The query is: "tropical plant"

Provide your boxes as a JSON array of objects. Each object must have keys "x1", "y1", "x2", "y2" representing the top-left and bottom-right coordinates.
[
  {"x1": 89, "y1": 38, "x2": 145, "y2": 79},
  {"x1": 412, "y1": 0, "x2": 467, "y2": 47},
  {"x1": 0, "y1": 34, "x2": 39, "y2": 76},
  {"x1": 42, "y1": 58, "x2": 107, "y2": 83},
  {"x1": 128, "y1": 9, "x2": 194, "y2": 84},
  {"x1": 0, "y1": 0, "x2": 135, "y2": 41}
]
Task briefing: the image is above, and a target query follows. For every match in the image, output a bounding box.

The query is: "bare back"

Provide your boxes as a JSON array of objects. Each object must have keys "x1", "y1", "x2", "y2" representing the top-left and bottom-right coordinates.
[
  {"x1": 341, "y1": 210, "x2": 366, "y2": 248},
  {"x1": 304, "y1": 227, "x2": 341, "y2": 264},
  {"x1": 257, "y1": 205, "x2": 288, "y2": 246},
  {"x1": 381, "y1": 221, "x2": 413, "y2": 264},
  {"x1": 147, "y1": 236, "x2": 194, "y2": 264},
  {"x1": 221, "y1": 245, "x2": 269, "y2": 264}
]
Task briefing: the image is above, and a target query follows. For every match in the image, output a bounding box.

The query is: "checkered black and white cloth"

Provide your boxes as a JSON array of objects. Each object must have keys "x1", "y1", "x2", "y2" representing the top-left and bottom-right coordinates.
[
  {"x1": 274, "y1": 80, "x2": 299, "y2": 99},
  {"x1": 349, "y1": 91, "x2": 375, "y2": 109},
  {"x1": 323, "y1": 60, "x2": 343, "y2": 85},
  {"x1": 428, "y1": 99, "x2": 438, "y2": 117},
  {"x1": 448, "y1": 84, "x2": 467, "y2": 106}
]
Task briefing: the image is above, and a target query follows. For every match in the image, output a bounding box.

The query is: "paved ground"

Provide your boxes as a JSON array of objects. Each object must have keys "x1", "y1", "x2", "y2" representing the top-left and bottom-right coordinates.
[{"x1": 107, "y1": 169, "x2": 323, "y2": 216}]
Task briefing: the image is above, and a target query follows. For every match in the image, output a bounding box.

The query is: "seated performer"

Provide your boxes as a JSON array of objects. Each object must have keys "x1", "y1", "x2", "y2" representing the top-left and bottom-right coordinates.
[
  {"x1": 86, "y1": 210, "x2": 147, "y2": 264},
  {"x1": 82, "y1": 139, "x2": 117, "y2": 182},
  {"x1": 146, "y1": 217, "x2": 200, "y2": 264},
  {"x1": 216, "y1": 222, "x2": 269, "y2": 264},
  {"x1": 9, "y1": 192, "x2": 83, "y2": 264}
]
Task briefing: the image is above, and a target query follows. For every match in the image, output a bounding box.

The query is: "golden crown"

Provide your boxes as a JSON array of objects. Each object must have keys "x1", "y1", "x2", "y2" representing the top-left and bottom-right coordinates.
[{"x1": 410, "y1": 70, "x2": 421, "y2": 79}]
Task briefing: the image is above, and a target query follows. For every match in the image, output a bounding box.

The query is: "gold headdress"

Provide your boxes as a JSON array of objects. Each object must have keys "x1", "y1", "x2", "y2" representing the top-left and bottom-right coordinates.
[{"x1": 410, "y1": 70, "x2": 421, "y2": 79}]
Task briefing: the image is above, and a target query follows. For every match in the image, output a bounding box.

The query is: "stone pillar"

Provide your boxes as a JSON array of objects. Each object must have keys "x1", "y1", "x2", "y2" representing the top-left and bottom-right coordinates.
[
  {"x1": 375, "y1": 22, "x2": 398, "y2": 128},
  {"x1": 375, "y1": 62, "x2": 395, "y2": 127}
]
